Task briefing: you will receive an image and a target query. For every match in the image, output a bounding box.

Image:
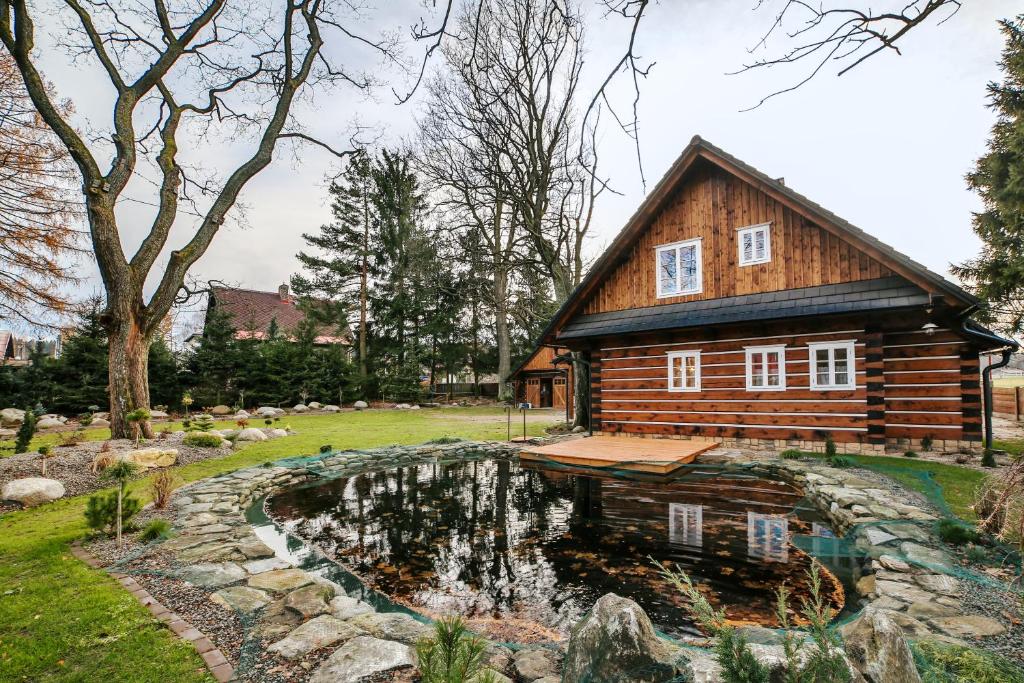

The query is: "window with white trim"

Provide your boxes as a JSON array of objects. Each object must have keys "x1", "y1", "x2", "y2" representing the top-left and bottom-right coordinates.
[
  {"x1": 737, "y1": 223, "x2": 771, "y2": 265},
  {"x1": 656, "y1": 238, "x2": 702, "y2": 297},
  {"x1": 808, "y1": 341, "x2": 856, "y2": 390},
  {"x1": 745, "y1": 345, "x2": 786, "y2": 391},
  {"x1": 668, "y1": 350, "x2": 700, "y2": 392}
]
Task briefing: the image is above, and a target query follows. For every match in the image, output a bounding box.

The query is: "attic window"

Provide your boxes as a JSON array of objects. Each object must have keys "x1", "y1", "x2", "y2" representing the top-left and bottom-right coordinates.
[
  {"x1": 655, "y1": 238, "x2": 702, "y2": 298},
  {"x1": 737, "y1": 223, "x2": 771, "y2": 266}
]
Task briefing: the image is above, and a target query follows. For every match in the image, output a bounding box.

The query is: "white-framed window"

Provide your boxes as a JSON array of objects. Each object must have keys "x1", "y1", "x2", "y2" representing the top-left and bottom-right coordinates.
[
  {"x1": 655, "y1": 238, "x2": 702, "y2": 298},
  {"x1": 808, "y1": 340, "x2": 857, "y2": 390},
  {"x1": 667, "y1": 350, "x2": 701, "y2": 392},
  {"x1": 669, "y1": 503, "x2": 703, "y2": 547},
  {"x1": 737, "y1": 223, "x2": 771, "y2": 266},
  {"x1": 745, "y1": 345, "x2": 786, "y2": 391}
]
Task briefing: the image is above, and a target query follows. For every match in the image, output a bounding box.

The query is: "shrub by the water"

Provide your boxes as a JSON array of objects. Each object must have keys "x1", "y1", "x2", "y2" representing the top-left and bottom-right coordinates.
[
  {"x1": 911, "y1": 640, "x2": 1024, "y2": 683},
  {"x1": 982, "y1": 449, "x2": 997, "y2": 468},
  {"x1": 183, "y1": 432, "x2": 223, "y2": 448},
  {"x1": 14, "y1": 409, "x2": 36, "y2": 454},
  {"x1": 415, "y1": 615, "x2": 497, "y2": 683},
  {"x1": 936, "y1": 518, "x2": 982, "y2": 546},
  {"x1": 824, "y1": 436, "x2": 837, "y2": 459},
  {"x1": 139, "y1": 519, "x2": 173, "y2": 542},
  {"x1": 964, "y1": 544, "x2": 993, "y2": 566},
  {"x1": 779, "y1": 449, "x2": 803, "y2": 460},
  {"x1": 904, "y1": 450, "x2": 919, "y2": 458},
  {"x1": 85, "y1": 491, "x2": 141, "y2": 535},
  {"x1": 149, "y1": 469, "x2": 177, "y2": 509},
  {"x1": 319, "y1": 444, "x2": 332, "y2": 454},
  {"x1": 921, "y1": 435, "x2": 934, "y2": 452},
  {"x1": 428, "y1": 436, "x2": 464, "y2": 445},
  {"x1": 828, "y1": 456, "x2": 853, "y2": 469}
]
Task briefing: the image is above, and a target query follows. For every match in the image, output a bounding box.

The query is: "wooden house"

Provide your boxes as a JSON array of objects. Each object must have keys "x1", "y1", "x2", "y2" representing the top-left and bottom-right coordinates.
[
  {"x1": 510, "y1": 346, "x2": 574, "y2": 419},
  {"x1": 533, "y1": 137, "x2": 1015, "y2": 454}
]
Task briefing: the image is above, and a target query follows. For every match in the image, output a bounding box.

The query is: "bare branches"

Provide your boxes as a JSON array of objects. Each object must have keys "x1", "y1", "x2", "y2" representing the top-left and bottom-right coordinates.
[{"x1": 739, "y1": 0, "x2": 962, "y2": 110}]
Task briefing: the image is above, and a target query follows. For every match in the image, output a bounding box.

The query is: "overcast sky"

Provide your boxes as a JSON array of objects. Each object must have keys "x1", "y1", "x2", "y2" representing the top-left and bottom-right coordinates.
[{"x1": 31, "y1": 0, "x2": 1020, "y2": 333}]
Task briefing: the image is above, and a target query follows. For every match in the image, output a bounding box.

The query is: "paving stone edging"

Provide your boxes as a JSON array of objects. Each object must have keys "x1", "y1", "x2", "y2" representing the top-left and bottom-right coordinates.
[{"x1": 69, "y1": 542, "x2": 234, "y2": 682}]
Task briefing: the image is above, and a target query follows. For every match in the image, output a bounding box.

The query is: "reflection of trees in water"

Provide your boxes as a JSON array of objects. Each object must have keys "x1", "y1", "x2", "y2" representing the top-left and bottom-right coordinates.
[{"x1": 269, "y1": 461, "x2": 845, "y2": 637}]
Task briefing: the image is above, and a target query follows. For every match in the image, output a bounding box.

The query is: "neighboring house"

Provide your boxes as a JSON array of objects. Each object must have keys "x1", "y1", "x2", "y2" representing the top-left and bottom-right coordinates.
[
  {"x1": 509, "y1": 346, "x2": 574, "y2": 416},
  {"x1": 0, "y1": 331, "x2": 13, "y2": 364},
  {"x1": 191, "y1": 284, "x2": 349, "y2": 345},
  {"x1": 0, "y1": 330, "x2": 61, "y2": 366},
  {"x1": 532, "y1": 136, "x2": 1016, "y2": 453}
]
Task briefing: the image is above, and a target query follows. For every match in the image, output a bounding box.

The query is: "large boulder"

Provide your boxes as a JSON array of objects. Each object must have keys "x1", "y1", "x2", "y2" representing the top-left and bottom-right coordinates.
[
  {"x1": 268, "y1": 615, "x2": 364, "y2": 660},
  {"x1": 292, "y1": 404, "x2": 309, "y2": 413},
  {"x1": 90, "y1": 418, "x2": 110, "y2": 428},
  {"x1": 210, "y1": 405, "x2": 233, "y2": 416},
  {"x1": 563, "y1": 593, "x2": 684, "y2": 682},
  {"x1": 256, "y1": 406, "x2": 285, "y2": 417},
  {"x1": 840, "y1": 607, "x2": 921, "y2": 683},
  {"x1": 149, "y1": 410, "x2": 169, "y2": 419},
  {"x1": 307, "y1": 401, "x2": 322, "y2": 410},
  {"x1": 353, "y1": 400, "x2": 368, "y2": 410},
  {"x1": 269, "y1": 429, "x2": 289, "y2": 438},
  {"x1": 309, "y1": 636, "x2": 414, "y2": 683},
  {"x1": 121, "y1": 447, "x2": 178, "y2": 469},
  {"x1": 323, "y1": 405, "x2": 342, "y2": 413},
  {"x1": 234, "y1": 410, "x2": 250, "y2": 420},
  {"x1": 1, "y1": 477, "x2": 65, "y2": 507},
  {"x1": 1, "y1": 408, "x2": 25, "y2": 426},
  {"x1": 236, "y1": 428, "x2": 268, "y2": 442},
  {"x1": 36, "y1": 416, "x2": 63, "y2": 429}
]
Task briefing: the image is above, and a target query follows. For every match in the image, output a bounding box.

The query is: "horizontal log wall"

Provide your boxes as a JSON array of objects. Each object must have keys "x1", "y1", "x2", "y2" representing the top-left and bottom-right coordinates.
[{"x1": 590, "y1": 321, "x2": 980, "y2": 448}]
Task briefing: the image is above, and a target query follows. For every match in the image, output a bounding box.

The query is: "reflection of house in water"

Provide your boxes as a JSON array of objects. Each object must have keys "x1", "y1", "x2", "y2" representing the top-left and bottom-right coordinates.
[
  {"x1": 747, "y1": 512, "x2": 789, "y2": 563},
  {"x1": 668, "y1": 503, "x2": 703, "y2": 547}
]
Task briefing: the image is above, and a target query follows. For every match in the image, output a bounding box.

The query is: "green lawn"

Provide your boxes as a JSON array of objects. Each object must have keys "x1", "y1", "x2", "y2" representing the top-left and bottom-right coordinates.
[{"x1": 0, "y1": 408, "x2": 555, "y2": 682}]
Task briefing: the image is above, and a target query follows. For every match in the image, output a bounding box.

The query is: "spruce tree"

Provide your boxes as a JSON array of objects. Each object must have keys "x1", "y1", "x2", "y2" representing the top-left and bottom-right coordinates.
[
  {"x1": 188, "y1": 306, "x2": 239, "y2": 406},
  {"x1": 953, "y1": 16, "x2": 1024, "y2": 333}
]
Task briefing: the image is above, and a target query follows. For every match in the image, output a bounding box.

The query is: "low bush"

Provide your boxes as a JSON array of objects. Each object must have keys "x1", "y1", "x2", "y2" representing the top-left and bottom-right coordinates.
[
  {"x1": 428, "y1": 436, "x2": 464, "y2": 445},
  {"x1": 779, "y1": 449, "x2": 803, "y2": 460},
  {"x1": 58, "y1": 429, "x2": 86, "y2": 446},
  {"x1": 936, "y1": 518, "x2": 982, "y2": 546},
  {"x1": 955, "y1": 454, "x2": 971, "y2": 465},
  {"x1": 14, "y1": 409, "x2": 36, "y2": 454},
  {"x1": 976, "y1": 457, "x2": 1024, "y2": 554},
  {"x1": 149, "y1": 469, "x2": 177, "y2": 509},
  {"x1": 78, "y1": 412, "x2": 94, "y2": 426},
  {"x1": 183, "y1": 432, "x2": 223, "y2": 448},
  {"x1": 139, "y1": 519, "x2": 173, "y2": 543},
  {"x1": 921, "y1": 435, "x2": 934, "y2": 452},
  {"x1": 188, "y1": 414, "x2": 215, "y2": 432},
  {"x1": 85, "y1": 491, "x2": 141, "y2": 536},
  {"x1": 828, "y1": 456, "x2": 854, "y2": 469},
  {"x1": 981, "y1": 449, "x2": 997, "y2": 468},
  {"x1": 824, "y1": 436, "x2": 837, "y2": 459},
  {"x1": 903, "y1": 450, "x2": 918, "y2": 458},
  {"x1": 964, "y1": 544, "x2": 993, "y2": 566},
  {"x1": 415, "y1": 615, "x2": 497, "y2": 683},
  {"x1": 911, "y1": 639, "x2": 1024, "y2": 683},
  {"x1": 319, "y1": 444, "x2": 332, "y2": 454}
]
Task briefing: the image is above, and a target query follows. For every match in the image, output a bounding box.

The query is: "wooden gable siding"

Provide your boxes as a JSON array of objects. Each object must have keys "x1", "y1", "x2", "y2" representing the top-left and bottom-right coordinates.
[
  {"x1": 583, "y1": 164, "x2": 894, "y2": 315},
  {"x1": 589, "y1": 316, "x2": 979, "y2": 444},
  {"x1": 520, "y1": 346, "x2": 560, "y2": 373}
]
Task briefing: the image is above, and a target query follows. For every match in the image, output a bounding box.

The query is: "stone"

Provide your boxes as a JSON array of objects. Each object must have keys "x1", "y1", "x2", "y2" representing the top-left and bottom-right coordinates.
[
  {"x1": 210, "y1": 405, "x2": 233, "y2": 415},
  {"x1": 243, "y1": 557, "x2": 291, "y2": 574},
  {"x1": 256, "y1": 406, "x2": 285, "y2": 417},
  {"x1": 323, "y1": 404, "x2": 341, "y2": 412},
  {"x1": 395, "y1": 403, "x2": 412, "y2": 410},
  {"x1": 90, "y1": 418, "x2": 110, "y2": 427},
  {"x1": 268, "y1": 615, "x2": 364, "y2": 660},
  {"x1": 840, "y1": 607, "x2": 922, "y2": 683},
  {"x1": 879, "y1": 554, "x2": 913, "y2": 572},
  {"x1": 309, "y1": 636, "x2": 413, "y2": 682},
  {"x1": 907, "y1": 601, "x2": 959, "y2": 619},
  {"x1": 120, "y1": 447, "x2": 178, "y2": 469},
  {"x1": 329, "y1": 595, "x2": 374, "y2": 620},
  {"x1": 234, "y1": 410, "x2": 250, "y2": 419},
  {"x1": 683, "y1": 650, "x2": 721, "y2": 683},
  {"x1": 235, "y1": 428, "x2": 268, "y2": 442},
  {"x1": 930, "y1": 615, "x2": 1006, "y2": 638},
  {"x1": 283, "y1": 583, "x2": 335, "y2": 618},
  {"x1": 150, "y1": 410, "x2": 169, "y2": 419},
  {"x1": 180, "y1": 562, "x2": 247, "y2": 587},
  {"x1": 512, "y1": 648, "x2": 560, "y2": 681},
  {"x1": 293, "y1": 404, "x2": 309, "y2": 412},
  {"x1": 0, "y1": 407, "x2": 25, "y2": 425},
  {"x1": 862, "y1": 527, "x2": 899, "y2": 547},
  {"x1": 879, "y1": 523, "x2": 930, "y2": 543},
  {"x1": 308, "y1": 402, "x2": 322, "y2": 410},
  {"x1": 210, "y1": 586, "x2": 272, "y2": 614},
  {"x1": 247, "y1": 569, "x2": 313, "y2": 593},
  {"x1": 900, "y1": 542, "x2": 955, "y2": 572},
  {"x1": 473, "y1": 671, "x2": 512, "y2": 683},
  {"x1": 236, "y1": 537, "x2": 275, "y2": 559},
  {"x1": 914, "y1": 574, "x2": 959, "y2": 596},
  {"x1": 349, "y1": 612, "x2": 434, "y2": 645},
  {"x1": 269, "y1": 429, "x2": 288, "y2": 438},
  {"x1": 36, "y1": 416, "x2": 63, "y2": 429},
  {"x1": 856, "y1": 575, "x2": 876, "y2": 597},
  {"x1": 873, "y1": 580, "x2": 934, "y2": 606},
  {"x1": 1, "y1": 477, "x2": 65, "y2": 507},
  {"x1": 563, "y1": 593, "x2": 683, "y2": 683}
]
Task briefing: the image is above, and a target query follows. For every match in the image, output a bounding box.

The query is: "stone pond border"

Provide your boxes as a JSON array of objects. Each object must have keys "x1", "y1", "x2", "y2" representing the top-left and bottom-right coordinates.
[{"x1": 99, "y1": 440, "x2": 1008, "y2": 682}]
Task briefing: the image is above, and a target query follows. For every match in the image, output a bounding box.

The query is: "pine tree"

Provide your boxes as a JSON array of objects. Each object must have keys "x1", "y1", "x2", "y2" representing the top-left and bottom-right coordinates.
[
  {"x1": 953, "y1": 16, "x2": 1024, "y2": 333},
  {"x1": 292, "y1": 149, "x2": 375, "y2": 380},
  {"x1": 188, "y1": 306, "x2": 239, "y2": 406}
]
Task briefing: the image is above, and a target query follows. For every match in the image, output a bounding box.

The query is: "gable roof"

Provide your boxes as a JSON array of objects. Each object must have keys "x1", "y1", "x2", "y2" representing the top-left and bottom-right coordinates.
[
  {"x1": 542, "y1": 135, "x2": 978, "y2": 344},
  {"x1": 209, "y1": 286, "x2": 348, "y2": 344}
]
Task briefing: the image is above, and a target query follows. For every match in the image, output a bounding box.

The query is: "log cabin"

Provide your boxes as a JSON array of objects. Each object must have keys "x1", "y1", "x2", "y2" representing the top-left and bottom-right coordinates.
[
  {"x1": 532, "y1": 136, "x2": 1016, "y2": 454},
  {"x1": 510, "y1": 345, "x2": 574, "y2": 420}
]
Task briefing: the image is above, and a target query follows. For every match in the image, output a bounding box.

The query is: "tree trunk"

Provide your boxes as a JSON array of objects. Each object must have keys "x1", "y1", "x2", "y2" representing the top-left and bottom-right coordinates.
[
  {"x1": 116, "y1": 484, "x2": 123, "y2": 547},
  {"x1": 494, "y1": 267, "x2": 511, "y2": 400},
  {"x1": 572, "y1": 351, "x2": 589, "y2": 429},
  {"x1": 359, "y1": 191, "x2": 369, "y2": 379},
  {"x1": 108, "y1": 314, "x2": 155, "y2": 440}
]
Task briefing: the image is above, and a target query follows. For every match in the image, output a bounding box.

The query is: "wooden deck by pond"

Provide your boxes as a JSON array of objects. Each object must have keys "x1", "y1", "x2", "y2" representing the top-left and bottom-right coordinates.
[{"x1": 519, "y1": 436, "x2": 720, "y2": 474}]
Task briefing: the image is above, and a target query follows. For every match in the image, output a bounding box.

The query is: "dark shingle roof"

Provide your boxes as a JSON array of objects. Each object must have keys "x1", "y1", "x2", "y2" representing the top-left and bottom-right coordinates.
[{"x1": 559, "y1": 277, "x2": 928, "y2": 340}]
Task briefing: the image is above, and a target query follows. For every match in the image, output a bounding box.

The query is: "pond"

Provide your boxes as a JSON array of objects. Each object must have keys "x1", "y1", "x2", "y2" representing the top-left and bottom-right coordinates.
[{"x1": 267, "y1": 458, "x2": 852, "y2": 641}]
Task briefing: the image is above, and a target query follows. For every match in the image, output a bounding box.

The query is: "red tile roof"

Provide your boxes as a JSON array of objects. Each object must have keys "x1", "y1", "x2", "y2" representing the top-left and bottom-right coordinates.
[{"x1": 209, "y1": 286, "x2": 348, "y2": 344}]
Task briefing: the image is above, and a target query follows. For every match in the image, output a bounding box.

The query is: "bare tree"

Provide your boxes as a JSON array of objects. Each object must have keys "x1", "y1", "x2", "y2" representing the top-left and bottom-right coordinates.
[
  {"x1": 0, "y1": 53, "x2": 83, "y2": 328},
  {"x1": 0, "y1": 0, "x2": 414, "y2": 436}
]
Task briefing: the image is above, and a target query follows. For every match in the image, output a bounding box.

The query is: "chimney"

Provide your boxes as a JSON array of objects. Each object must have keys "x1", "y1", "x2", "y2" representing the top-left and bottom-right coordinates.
[
  {"x1": 278, "y1": 284, "x2": 290, "y2": 301},
  {"x1": 775, "y1": 177, "x2": 785, "y2": 186}
]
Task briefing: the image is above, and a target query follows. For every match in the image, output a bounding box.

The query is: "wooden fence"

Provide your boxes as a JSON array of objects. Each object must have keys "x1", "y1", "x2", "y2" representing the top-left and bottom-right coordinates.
[{"x1": 993, "y1": 386, "x2": 1024, "y2": 421}]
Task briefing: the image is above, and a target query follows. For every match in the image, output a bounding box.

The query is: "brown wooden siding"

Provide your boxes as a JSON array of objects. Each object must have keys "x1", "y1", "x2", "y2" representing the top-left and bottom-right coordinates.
[
  {"x1": 589, "y1": 319, "x2": 978, "y2": 443},
  {"x1": 582, "y1": 165, "x2": 894, "y2": 315}
]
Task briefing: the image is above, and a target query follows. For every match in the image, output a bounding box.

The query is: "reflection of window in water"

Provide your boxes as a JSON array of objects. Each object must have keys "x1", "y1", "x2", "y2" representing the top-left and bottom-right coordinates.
[
  {"x1": 669, "y1": 503, "x2": 703, "y2": 547},
  {"x1": 747, "y1": 512, "x2": 788, "y2": 563}
]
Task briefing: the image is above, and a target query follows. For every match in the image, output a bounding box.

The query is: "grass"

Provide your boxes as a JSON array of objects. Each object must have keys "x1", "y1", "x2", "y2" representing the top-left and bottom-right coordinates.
[{"x1": 0, "y1": 408, "x2": 555, "y2": 682}]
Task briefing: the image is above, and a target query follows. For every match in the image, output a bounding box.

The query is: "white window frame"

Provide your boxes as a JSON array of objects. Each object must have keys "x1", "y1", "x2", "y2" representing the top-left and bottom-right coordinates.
[
  {"x1": 667, "y1": 350, "x2": 701, "y2": 392},
  {"x1": 745, "y1": 345, "x2": 787, "y2": 392},
  {"x1": 737, "y1": 222, "x2": 771, "y2": 266},
  {"x1": 655, "y1": 238, "x2": 703, "y2": 298},
  {"x1": 807, "y1": 340, "x2": 857, "y2": 390}
]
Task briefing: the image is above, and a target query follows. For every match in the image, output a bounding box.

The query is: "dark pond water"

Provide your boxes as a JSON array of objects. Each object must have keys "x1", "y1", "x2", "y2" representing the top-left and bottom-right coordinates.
[{"x1": 267, "y1": 459, "x2": 852, "y2": 640}]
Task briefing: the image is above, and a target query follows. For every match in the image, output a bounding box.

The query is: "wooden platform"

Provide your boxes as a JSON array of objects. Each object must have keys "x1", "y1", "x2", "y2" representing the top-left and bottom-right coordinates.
[{"x1": 519, "y1": 436, "x2": 719, "y2": 474}]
